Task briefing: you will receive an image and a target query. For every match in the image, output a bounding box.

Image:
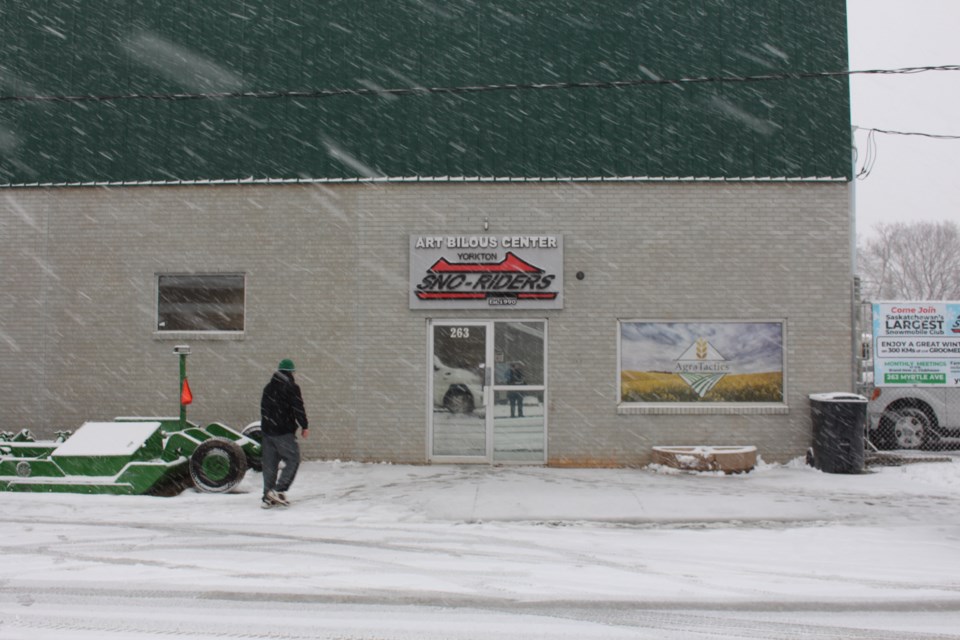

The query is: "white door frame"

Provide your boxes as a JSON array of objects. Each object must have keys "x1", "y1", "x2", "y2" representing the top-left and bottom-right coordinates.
[{"x1": 428, "y1": 319, "x2": 547, "y2": 464}]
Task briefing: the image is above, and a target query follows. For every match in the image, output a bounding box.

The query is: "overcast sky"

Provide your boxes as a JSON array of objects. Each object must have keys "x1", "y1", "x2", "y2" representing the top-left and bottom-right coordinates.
[{"x1": 847, "y1": 0, "x2": 960, "y2": 238}]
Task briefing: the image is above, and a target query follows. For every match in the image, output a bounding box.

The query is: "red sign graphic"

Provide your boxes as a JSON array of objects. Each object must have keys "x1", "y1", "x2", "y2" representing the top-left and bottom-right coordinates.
[{"x1": 415, "y1": 252, "x2": 558, "y2": 301}]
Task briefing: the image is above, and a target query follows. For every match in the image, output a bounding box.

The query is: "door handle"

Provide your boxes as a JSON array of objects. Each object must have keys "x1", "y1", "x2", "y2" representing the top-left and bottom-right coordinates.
[{"x1": 479, "y1": 364, "x2": 491, "y2": 387}]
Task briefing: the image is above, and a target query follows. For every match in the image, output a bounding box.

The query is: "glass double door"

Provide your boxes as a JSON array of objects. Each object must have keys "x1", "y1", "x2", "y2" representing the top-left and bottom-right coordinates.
[{"x1": 430, "y1": 320, "x2": 546, "y2": 463}]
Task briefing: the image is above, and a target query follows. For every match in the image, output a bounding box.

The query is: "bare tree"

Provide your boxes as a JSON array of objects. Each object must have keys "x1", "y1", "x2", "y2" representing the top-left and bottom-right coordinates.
[{"x1": 858, "y1": 220, "x2": 960, "y2": 300}]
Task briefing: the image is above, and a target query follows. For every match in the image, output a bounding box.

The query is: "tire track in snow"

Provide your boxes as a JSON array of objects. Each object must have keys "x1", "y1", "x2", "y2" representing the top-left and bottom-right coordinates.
[{"x1": 4, "y1": 589, "x2": 960, "y2": 640}]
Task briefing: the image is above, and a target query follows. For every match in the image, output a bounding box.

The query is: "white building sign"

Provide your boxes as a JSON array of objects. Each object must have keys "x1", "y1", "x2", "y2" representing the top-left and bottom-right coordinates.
[
  {"x1": 410, "y1": 234, "x2": 563, "y2": 309},
  {"x1": 872, "y1": 302, "x2": 960, "y2": 387}
]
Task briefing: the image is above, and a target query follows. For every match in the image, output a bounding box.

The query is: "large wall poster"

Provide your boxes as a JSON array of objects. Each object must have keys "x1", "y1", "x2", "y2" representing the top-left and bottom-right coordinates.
[
  {"x1": 619, "y1": 322, "x2": 784, "y2": 404},
  {"x1": 872, "y1": 302, "x2": 960, "y2": 387}
]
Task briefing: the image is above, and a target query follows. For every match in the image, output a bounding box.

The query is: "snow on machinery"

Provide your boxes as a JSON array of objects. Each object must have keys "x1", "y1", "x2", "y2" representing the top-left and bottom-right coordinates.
[{"x1": 0, "y1": 345, "x2": 262, "y2": 495}]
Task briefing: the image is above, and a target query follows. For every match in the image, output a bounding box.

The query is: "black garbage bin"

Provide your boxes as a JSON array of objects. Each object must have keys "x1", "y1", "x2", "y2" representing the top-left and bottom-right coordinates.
[{"x1": 807, "y1": 393, "x2": 868, "y2": 474}]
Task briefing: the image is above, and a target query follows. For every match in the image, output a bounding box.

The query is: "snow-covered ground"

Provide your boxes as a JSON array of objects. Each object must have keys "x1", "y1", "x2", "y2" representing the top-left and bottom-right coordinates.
[{"x1": 3, "y1": 456, "x2": 960, "y2": 639}]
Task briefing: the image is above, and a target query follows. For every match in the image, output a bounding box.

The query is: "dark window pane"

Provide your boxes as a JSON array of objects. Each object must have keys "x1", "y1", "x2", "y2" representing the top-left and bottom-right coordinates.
[
  {"x1": 494, "y1": 322, "x2": 545, "y2": 385},
  {"x1": 158, "y1": 275, "x2": 244, "y2": 331}
]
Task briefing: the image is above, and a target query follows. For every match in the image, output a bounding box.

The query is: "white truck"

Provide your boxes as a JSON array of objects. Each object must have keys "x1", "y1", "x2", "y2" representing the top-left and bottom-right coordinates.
[
  {"x1": 860, "y1": 301, "x2": 960, "y2": 450},
  {"x1": 866, "y1": 386, "x2": 959, "y2": 450}
]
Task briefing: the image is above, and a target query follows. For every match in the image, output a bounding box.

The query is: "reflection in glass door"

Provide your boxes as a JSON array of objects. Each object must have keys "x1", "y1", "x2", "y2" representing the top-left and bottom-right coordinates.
[
  {"x1": 429, "y1": 320, "x2": 546, "y2": 463},
  {"x1": 492, "y1": 321, "x2": 546, "y2": 463},
  {"x1": 431, "y1": 323, "x2": 488, "y2": 458}
]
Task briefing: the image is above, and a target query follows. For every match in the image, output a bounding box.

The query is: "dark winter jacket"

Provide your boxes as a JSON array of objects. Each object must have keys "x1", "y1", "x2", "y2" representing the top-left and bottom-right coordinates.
[
  {"x1": 260, "y1": 371, "x2": 309, "y2": 437},
  {"x1": 507, "y1": 365, "x2": 525, "y2": 385}
]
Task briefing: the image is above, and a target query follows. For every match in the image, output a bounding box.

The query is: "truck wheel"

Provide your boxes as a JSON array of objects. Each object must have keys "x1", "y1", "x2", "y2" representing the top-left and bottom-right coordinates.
[
  {"x1": 889, "y1": 407, "x2": 931, "y2": 450},
  {"x1": 444, "y1": 389, "x2": 475, "y2": 414},
  {"x1": 190, "y1": 438, "x2": 248, "y2": 493},
  {"x1": 241, "y1": 423, "x2": 263, "y2": 472}
]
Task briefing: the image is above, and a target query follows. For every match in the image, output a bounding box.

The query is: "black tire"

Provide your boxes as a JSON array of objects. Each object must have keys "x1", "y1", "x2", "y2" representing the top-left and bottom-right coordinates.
[
  {"x1": 872, "y1": 412, "x2": 897, "y2": 451},
  {"x1": 241, "y1": 423, "x2": 263, "y2": 472},
  {"x1": 189, "y1": 438, "x2": 248, "y2": 493},
  {"x1": 443, "y1": 387, "x2": 475, "y2": 414}
]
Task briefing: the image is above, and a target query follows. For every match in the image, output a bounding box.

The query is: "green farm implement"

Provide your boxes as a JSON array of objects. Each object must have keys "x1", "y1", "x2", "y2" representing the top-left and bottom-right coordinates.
[
  {"x1": 0, "y1": 418, "x2": 261, "y2": 495},
  {"x1": 0, "y1": 346, "x2": 262, "y2": 495}
]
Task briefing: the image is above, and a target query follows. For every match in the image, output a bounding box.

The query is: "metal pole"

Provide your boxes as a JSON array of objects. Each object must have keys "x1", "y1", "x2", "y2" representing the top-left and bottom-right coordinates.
[
  {"x1": 174, "y1": 345, "x2": 191, "y2": 429},
  {"x1": 850, "y1": 126, "x2": 859, "y2": 393},
  {"x1": 179, "y1": 353, "x2": 186, "y2": 429}
]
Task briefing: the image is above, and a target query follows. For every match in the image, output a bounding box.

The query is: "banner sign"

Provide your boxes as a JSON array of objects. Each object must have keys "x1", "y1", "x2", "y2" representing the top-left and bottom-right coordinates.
[
  {"x1": 872, "y1": 302, "x2": 960, "y2": 387},
  {"x1": 409, "y1": 235, "x2": 563, "y2": 309},
  {"x1": 619, "y1": 321, "x2": 784, "y2": 403}
]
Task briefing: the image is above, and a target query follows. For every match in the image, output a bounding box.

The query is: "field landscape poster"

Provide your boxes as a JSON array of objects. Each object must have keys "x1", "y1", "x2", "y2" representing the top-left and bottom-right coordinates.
[{"x1": 620, "y1": 322, "x2": 784, "y2": 403}]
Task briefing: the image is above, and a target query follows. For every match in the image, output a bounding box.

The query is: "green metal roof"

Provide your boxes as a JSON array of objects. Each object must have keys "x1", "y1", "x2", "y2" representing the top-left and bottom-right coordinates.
[{"x1": 0, "y1": 1, "x2": 851, "y2": 185}]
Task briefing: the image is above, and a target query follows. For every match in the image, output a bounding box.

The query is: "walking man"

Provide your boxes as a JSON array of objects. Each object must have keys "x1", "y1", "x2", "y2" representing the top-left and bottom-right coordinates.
[{"x1": 260, "y1": 358, "x2": 309, "y2": 508}]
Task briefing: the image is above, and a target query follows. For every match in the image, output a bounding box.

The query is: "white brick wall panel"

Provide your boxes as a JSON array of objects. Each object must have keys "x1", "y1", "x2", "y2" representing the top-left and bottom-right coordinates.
[{"x1": 0, "y1": 182, "x2": 852, "y2": 464}]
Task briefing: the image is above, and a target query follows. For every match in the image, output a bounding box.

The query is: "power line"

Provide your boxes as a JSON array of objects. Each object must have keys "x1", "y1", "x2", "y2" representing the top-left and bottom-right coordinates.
[
  {"x1": 853, "y1": 125, "x2": 960, "y2": 182},
  {"x1": 1, "y1": 64, "x2": 958, "y2": 104},
  {"x1": 855, "y1": 128, "x2": 878, "y2": 181},
  {"x1": 857, "y1": 127, "x2": 960, "y2": 140}
]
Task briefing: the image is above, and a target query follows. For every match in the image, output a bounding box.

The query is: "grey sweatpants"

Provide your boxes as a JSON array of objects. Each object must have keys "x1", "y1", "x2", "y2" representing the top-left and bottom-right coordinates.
[{"x1": 261, "y1": 433, "x2": 301, "y2": 495}]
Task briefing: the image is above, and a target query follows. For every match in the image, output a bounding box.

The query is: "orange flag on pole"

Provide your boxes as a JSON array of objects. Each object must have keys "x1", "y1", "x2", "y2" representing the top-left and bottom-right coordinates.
[{"x1": 181, "y1": 378, "x2": 193, "y2": 405}]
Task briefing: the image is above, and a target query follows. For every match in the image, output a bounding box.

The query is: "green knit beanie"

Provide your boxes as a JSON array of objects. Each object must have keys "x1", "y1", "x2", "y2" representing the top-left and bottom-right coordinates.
[{"x1": 278, "y1": 358, "x2": 296, "y2": 372}]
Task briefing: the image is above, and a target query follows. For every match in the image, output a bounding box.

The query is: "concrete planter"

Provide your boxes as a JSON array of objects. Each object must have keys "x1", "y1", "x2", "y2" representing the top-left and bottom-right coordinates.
[{"x1": 651, "y1": 445, "x2": 758, "y2": 473}]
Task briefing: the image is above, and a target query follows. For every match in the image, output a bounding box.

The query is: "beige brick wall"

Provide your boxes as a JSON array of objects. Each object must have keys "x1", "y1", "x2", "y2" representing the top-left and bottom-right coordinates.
[{"x1": 0, "y1": 181, "x2": 853, "y2": 464}]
